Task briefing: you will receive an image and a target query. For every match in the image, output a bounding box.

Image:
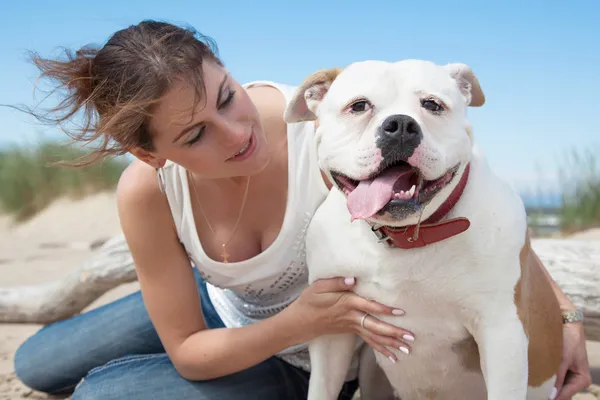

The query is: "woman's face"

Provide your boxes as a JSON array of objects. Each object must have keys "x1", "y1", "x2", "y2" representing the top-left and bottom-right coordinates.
[{"x1": 144, "y1": 61, "x2": 271, "y2": 179}]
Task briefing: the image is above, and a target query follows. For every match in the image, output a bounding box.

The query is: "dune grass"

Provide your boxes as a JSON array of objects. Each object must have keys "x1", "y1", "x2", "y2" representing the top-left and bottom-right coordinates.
[
  {"x1": 0, "y1": 140, "x2": 128, "y2": 221},
  {"x1": 558, "y1": 147, "x2": 600, "y2": 233},
  {"x1": 1, "y1": 138, "x2": 598, "y2": 233}
]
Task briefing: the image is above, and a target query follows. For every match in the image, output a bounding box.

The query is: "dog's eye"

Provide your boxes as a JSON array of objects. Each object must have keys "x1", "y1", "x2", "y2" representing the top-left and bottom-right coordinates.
[
  {"x1": 349, "y1": 100, "x2": 372, "y2": 113},
  {"x1": 421, "y1": 99, "x2": 443, "y2": 113}
]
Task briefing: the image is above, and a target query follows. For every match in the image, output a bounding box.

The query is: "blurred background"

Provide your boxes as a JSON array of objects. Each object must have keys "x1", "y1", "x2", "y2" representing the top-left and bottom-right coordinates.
[
  {"x1": 0, "y1": 1, "x2": 598, "y2": 398},
  {"x1": 1, "y1": 0, "x2": 599, "y2": 234}
]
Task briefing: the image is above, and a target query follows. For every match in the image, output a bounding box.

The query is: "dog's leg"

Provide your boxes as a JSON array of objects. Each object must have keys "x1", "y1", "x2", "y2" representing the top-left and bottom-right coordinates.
[
  {"x1": 470, "y1": 312, "x2": 529, "y2": 400},
  {"x1": 357, "y1": 343, "x2": 397, "y2": 400},
  {"x1": 308, "y1": 333, "x2": 357, "y2": 400}
]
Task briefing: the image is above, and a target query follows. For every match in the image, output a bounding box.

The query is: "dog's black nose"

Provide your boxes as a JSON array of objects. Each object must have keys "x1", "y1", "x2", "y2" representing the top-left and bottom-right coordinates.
[
  {"x1": 381, "y1": 114, "x2": 422, "y2": 140},
  {"x1": 377, "y1": 114, "x2": 423, "y2": 162}
]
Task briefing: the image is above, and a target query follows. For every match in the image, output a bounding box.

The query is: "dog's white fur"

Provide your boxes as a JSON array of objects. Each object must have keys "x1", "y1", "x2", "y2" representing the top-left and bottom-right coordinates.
[{"x1": 285, "y1": 60, "x2": 561, "y2": 400}]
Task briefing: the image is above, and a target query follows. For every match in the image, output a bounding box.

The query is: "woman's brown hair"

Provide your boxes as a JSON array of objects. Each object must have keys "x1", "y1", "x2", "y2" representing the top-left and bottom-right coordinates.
[{"x1": 24, "y1": 20, "x2": 222, "y2": 164}]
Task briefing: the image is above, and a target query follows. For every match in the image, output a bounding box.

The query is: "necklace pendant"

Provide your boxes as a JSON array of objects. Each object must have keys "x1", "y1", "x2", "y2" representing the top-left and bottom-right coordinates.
[{"x1": 221, "y1": 244, "x2": 230, "y2": 263}]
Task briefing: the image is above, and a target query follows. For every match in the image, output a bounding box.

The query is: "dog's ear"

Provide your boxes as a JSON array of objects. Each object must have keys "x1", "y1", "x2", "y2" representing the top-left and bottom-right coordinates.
[
  {"x1": 284, "y1": 68, "x2": 343, "y2": 123},
  {"x1": 446, "y1": 63, "x2": 485, "y2": 107}
]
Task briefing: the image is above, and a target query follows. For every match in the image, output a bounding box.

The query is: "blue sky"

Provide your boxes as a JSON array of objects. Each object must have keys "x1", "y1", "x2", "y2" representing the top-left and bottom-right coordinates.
[{"x1": 1, "y1": 0, "x2": 598, "y2": 199}]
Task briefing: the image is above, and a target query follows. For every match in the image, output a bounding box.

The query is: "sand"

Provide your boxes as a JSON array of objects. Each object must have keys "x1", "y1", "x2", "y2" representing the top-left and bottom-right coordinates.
[
  {"x1": 0, "y1": 192, "x2": 598, "y2": 399},
  {"x1": 569, "y1": 228, "x2": 600, "y2": 242},
  {"x1": 0, "y1": 192, "x2": 140, "y2": 399}
]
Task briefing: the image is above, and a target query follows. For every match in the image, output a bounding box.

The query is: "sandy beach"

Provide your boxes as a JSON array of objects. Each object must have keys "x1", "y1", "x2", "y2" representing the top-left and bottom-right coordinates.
[
  {"x1": 0, "y1": 192, "x2": 598, "y2": 399},
  {"x1": 0, "y1": 192, "x2": 140, "y2": 399}
]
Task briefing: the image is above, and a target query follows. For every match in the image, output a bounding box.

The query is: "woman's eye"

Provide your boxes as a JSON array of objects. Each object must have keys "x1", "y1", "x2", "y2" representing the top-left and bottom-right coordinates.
[
  {"x1": 349, "y1": 100, "x2": 372, "y2": 113},
  {"x1": 184, "y1": 127, "x2": 205, "y2": 147},
  {"x1": 220, "y1": 89, "x2": 236, "y2": 108}
]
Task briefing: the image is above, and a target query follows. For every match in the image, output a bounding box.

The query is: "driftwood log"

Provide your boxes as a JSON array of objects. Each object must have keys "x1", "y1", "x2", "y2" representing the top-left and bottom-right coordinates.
[
  {"x1": 0, "y1": 235, "x2": 136, "y2": 324},
  {"x1": 0, "y1": 235, "x2": 599, "y2": 341}
]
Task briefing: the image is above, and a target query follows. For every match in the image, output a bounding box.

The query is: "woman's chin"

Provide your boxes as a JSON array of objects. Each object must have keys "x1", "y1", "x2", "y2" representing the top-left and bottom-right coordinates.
[
  {"x1": 241, "y1": 131, "x2": 272, "y2": 174},
  {"x1": 244, "y1": 148, "x2": 271, "y2": 176}
]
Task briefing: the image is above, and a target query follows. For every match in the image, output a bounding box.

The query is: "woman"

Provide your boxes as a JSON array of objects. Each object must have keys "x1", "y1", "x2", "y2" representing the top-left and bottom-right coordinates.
[{"x1": 13, "y1": 20, "x2": 591, "y2": 400}]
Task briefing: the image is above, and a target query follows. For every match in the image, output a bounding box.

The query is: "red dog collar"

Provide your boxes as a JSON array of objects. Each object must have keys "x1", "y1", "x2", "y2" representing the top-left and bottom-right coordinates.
[{"x1": 371, "y1": 164, "x2": 471, "y2": 249}]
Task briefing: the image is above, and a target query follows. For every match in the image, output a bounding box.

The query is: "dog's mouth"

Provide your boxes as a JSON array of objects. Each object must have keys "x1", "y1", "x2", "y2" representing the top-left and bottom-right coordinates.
[{"x1": 331, "y1": 161, "x2": 459, "y2": 221}]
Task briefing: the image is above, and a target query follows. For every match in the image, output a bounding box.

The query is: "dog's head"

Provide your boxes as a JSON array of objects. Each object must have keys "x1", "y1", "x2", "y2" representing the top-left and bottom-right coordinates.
[{"x1": 285, "y1": 59, "x2": 485, "y2": 226}]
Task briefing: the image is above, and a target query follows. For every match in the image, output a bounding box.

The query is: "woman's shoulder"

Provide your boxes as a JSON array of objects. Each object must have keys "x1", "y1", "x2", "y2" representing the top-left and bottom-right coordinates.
[
  {"x1": 116, "y1": 159, "x2": 167, "y2": 217},
  {"x1": 116, "y1": 159, "x2": 181, "y2": 245},
  {"x1": 246, "y1": 82, "x2": 288, "y2": 136},
  {"x1": 246, "y1": 81, "x2": 332, "y2": 191}
]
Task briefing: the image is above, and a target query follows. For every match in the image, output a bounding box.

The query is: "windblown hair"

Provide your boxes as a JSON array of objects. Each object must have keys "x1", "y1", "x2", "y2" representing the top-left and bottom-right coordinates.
[{"x1": 23, "y1": 20, "x2": 222, "y2": 165}]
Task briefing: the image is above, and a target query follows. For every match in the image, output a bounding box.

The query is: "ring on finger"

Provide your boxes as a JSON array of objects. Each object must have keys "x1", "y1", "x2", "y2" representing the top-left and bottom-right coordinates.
[{"x1": 360, "y1": 312, "x2": 369, "y2": 329}]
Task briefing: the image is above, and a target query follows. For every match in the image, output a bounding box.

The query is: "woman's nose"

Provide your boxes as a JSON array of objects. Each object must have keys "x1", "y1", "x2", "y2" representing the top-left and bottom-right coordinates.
[{"x1": 215, "y1": 118, "x2": 247, "y2": 146}]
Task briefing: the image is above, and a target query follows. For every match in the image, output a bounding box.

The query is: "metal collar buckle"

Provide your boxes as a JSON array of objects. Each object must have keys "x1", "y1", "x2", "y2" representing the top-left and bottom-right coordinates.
[{"x1": 371, "y1": 225, "x2": 392, "y2": 246}]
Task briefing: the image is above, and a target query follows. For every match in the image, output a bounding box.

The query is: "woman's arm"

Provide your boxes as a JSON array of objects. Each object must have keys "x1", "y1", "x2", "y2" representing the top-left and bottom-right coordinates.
[
  {"x1": 117, "y1": 162, "x2": 303, "y2": 380},
  {"x1": 528, "y1": 233, "x2": 592, "y2": 399},
  {"x1": 530, "y1": 239, "x2": 576, "y2": 311},
  {"x1": 174, "y1": 275, "x2": 400, "y2": 380},
  {"x1": 116, "y1": 161, "x2": 411, "y2": 381},
  {"x1": 537, "y1": 255, "x2": 576, "y2": 310}
]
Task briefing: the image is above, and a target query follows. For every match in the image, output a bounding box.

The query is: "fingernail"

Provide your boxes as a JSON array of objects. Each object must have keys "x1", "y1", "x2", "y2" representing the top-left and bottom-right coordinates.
[
  {"x1": 549, "y1": 387, "x2": 557, "y2": 400},
  {"x1": 399, "y1": 346, "x2": 410, "y2": 355},
  {"x1": 392, "y1": 309, "x2": 405, "y2": 316},
  {"x1": 388, "y1": 355, "x2": 396, "y2": 364},
  {"x1": 402, "y1": 334, "x2": 415, "y2": 342},
  {"x1": 344, "y1": 277, "x2": 355, "y2": 286}
]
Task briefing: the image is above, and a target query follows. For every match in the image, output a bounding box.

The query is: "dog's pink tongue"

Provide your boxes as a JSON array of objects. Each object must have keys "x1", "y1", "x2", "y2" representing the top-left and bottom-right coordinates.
[{"x1": 347, "y1": 165, "x2": 412, "y2": 220}]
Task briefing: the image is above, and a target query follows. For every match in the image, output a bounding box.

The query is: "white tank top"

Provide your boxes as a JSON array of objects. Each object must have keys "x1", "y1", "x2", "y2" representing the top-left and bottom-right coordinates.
[{"x1": 161, "y1": 81, "x2": 331, "y2": 372}]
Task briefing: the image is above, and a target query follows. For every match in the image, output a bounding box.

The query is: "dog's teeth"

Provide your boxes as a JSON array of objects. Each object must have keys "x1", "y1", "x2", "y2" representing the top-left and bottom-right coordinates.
[
  {"x1": 394, "y1": 188, "x2": 417, "y2": 201},
  {"x1": 409, "y1": 185, "x2": 416, "y2": 197}
]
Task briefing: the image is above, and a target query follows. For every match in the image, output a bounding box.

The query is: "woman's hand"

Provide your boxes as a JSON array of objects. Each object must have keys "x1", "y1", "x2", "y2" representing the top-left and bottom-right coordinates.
[
  {"x1": 288, "y1": 276, "x2": 414, "y2": 362},
  {"x1": 555, "y1": 321, "x2": 592, "y2": 400},
  {"x1": 531, "y1": 242, "x2": 592, "y2": 399}
]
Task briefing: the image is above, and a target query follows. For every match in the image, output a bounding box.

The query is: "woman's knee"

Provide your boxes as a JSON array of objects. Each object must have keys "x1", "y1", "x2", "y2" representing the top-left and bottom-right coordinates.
[
  {"x1": 12, "y1": 290, "x2": 162, "y2": 394},
  {"x1": 71, "y1": 353, "x2": 307, "y2": 400},
  {"x1": 13, "y1": 332, "x2": 77, "y2": 394},
  {"x1": 13, "y1": 336, "x2": 36, "y2": 389}
]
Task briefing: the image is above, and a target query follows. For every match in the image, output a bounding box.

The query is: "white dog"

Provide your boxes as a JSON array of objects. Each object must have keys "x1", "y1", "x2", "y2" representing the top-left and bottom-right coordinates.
[{"x1": 284, "y1": 60, "x2": 563, "y2": 400}]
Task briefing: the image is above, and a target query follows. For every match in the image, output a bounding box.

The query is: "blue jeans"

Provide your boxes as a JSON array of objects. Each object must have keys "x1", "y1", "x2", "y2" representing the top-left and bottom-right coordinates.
[{"x1": 14, "y1": 271, "x2": 359, "y2": 399}]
